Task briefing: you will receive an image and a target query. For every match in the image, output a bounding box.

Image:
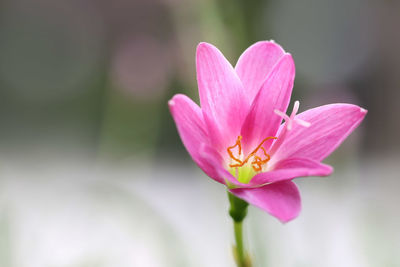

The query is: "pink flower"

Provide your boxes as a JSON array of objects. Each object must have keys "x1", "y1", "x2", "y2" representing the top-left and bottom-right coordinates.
[{"x1": 169, "y1": 41, "x2": 367, "y2": 222}]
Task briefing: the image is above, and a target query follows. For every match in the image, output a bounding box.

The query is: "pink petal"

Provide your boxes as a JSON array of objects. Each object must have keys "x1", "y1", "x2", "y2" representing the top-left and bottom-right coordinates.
[
  {"x1": 272, "y1": 104, "x2": 367, "y2": 161},
  {"x1": 240, "y1": 54, "x2": 295, "y2": 153},
  {"x1": 230, "y1": 181, "x2": 301, "y2": 223},
  {"x1": 235, "y1": 41, "x2": 286, "y2": 103},
  {"x1": 198, "y1": 144, "x2": 248, "y2": 187},
  {"x1": 248, "y1": 158, "x2": 333, "y2": 186},
  {"x1": 169, "y1": 94, "x2": 224, "y2": 184},
  {"x1": 196, "y1": 42, "x2": 250, "y2": 151}
]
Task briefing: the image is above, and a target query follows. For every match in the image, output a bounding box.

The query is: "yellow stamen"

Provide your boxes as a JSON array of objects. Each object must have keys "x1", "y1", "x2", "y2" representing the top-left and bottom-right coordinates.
[{"x1": 227, "y1": 136, "x2": 277, "y2": 172}]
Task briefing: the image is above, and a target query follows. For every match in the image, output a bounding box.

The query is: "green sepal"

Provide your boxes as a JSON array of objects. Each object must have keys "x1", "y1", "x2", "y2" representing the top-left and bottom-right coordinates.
[{"x1": 228, "y1": 191, "x2": 249, "y2": 222}]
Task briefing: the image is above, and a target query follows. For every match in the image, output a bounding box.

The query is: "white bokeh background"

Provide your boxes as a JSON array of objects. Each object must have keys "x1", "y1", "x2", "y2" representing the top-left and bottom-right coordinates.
[{"x1": 1, "y1": 152, "x2": 399, "y2": 267}]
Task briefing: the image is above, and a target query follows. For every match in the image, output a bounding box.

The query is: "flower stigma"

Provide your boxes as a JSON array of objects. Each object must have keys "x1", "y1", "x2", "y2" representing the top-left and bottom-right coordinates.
[{"x1": 227, "y1": 135, "x2": 277, "y2": 184}]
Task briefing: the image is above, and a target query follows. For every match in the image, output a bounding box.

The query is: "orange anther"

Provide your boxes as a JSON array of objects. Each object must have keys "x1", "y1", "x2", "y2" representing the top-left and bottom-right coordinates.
[
  {"x1": 227, "y1": 136, "x2": 243, "y2": 164},
  {"x1": 227, "y1": 136, "x2": 277, "y2": 172}
]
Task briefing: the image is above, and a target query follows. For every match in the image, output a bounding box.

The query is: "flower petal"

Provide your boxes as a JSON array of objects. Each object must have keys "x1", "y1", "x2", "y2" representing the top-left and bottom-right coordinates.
[
  {"x1": 271, "y1": 104, "x2": 367, "y2": 161},
  {"x1": 198, "y1": 144, "x2": 247, "y2": 187},
  {"x1": 240, "y1": 54, "x2": 295, "y2": 153},
  {"x1": 230, "y1": 181, "x2": 301, "y2": 223},
  {"x1": 196, "y1": 42, "x2": 250, "y2": 150},
  {"x1": 235, "y1": 41, "x2": 286, "y2": 103},
  {"x1": 248, "y1": 158, "x2": 333, "y2": 186},
  {"x1": 169, "y1": 94, "x2": 223, "y2": 184}
]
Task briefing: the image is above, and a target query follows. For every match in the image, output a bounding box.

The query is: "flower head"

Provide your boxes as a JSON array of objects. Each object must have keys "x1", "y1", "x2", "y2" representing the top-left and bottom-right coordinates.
[{"x1": 169, "y1": 41, "x2": 367, "y2": 222}]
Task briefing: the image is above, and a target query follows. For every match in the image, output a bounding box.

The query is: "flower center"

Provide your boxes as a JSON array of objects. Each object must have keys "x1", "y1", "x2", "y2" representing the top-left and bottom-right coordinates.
[{"x1": 227, "y1": 135, "x2": 277, "y2": 183}]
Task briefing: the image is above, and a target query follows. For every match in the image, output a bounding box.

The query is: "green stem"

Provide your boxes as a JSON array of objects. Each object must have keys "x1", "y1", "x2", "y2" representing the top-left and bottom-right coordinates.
[
  {"x1": 234, "y1": 221, "x2": 246, "y2": 266},
  {"x1": 228, "y1": 192, "x2": 250, "y2": 267}
]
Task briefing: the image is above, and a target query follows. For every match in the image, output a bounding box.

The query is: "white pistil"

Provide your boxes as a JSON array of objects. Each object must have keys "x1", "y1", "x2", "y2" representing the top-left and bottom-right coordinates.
[
  {"x1": 295, "y1": 119, "x2": 311, "y2": 128},
  {"x1": 274, "y1": 100, "x2": 311, "y2": 131},
  {"x1": 270, "y1": 100, "x2": 311, "y2": 156}
]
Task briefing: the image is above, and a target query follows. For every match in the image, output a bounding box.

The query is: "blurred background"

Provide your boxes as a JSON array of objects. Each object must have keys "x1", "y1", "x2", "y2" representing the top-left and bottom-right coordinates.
[{"x1": 0, "y1": 0, "x2": 399, "y2": 266}]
